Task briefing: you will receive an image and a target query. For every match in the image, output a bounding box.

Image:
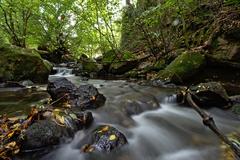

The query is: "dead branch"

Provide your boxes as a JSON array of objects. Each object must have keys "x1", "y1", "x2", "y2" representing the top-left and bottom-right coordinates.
[{"x1": 186, "y1": 91, "x2": 240, "y2": 158}]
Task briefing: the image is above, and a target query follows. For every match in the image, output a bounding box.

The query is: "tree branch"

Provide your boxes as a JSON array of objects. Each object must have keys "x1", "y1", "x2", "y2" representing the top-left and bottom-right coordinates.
[{"x1": 186, "y1": 91, "x2": 240, "y2": 158}]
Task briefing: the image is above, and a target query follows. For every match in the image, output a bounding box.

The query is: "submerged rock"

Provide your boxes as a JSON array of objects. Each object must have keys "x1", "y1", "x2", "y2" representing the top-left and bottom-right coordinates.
[
  {"x1": 0, "y1": 45, "x2": 52, "y2": 83},
  {"x1": 80, "y1": 125, "x2": 127, "y2": 153},
  {"x1": 47, "y1": 77, "x2": 106, "y2": 109}
]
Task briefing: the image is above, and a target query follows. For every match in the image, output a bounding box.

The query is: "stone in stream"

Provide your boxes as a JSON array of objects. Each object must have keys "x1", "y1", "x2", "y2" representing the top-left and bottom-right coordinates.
[
  {"x1": 47, "y1": 77, "x2": 106, "y2": 110},
  {"x1": 80, "y1": 125, "x2": 127, "y2": 153},
  {"x1": 47, "y1": 77, "x2": 76, "y2": 100},
  {"x1": 189, "y1": 82, "x2": 232, "y2": 109},
  {"x1": 21, "y1": 111, "x2": 93, "y2": 150}
]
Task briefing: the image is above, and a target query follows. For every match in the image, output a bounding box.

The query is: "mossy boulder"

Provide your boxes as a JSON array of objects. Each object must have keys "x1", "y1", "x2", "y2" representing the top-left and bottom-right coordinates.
[
  {"x1": 0, "y1": 46, "x2": 52, "y2": 83},
  {"x1": 157, "y1": 51, "x2": 205, "y2": 84},
  {"x1": 77, "y1": 54, "x2": 99, "y2": 73}
]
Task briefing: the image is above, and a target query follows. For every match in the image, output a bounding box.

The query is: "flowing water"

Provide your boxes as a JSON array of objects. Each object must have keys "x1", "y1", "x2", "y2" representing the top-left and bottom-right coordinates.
[{"x1": 1, "y1": 67, "x2": 239, "y2": 160}]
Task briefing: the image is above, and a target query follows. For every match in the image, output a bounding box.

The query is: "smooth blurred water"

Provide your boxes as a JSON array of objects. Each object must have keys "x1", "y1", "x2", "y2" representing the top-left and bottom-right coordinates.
[
  {"x1": 43, "y1": 70, "x2": 240, "y2": 160},
  {"x1": 1, "y1": 67, "x2": 239, "y2": 160}
]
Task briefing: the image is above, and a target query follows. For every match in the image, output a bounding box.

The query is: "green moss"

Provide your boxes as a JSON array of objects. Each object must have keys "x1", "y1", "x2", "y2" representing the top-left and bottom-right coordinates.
[
  {"x1": 82, "y1": 61, "x2": 98, "y2": 72},
  {"x1": 0, "y1": 45, "x2": 52, "y2": 83},
  {"x1": 157, "y1": 51, "x2": 205, "y2": 83},
  {"x1": 232, "y1": 105, "x2": 240, "y2": 115},
  {"x1": 154, "y1": 59, "x2": 166, "y2": 70}
]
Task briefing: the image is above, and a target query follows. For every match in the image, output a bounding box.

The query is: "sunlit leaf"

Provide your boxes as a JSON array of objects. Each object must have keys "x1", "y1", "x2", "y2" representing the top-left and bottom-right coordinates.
[
  {"x1": 109, "y1": 134, "x2": 116, "y2": 141},
  {"x1": 5, "y1": 141, "x2": 17, "y2": 149},
  {"x1": 98, "y1": 126, "x2": 109, "y2": 133}
]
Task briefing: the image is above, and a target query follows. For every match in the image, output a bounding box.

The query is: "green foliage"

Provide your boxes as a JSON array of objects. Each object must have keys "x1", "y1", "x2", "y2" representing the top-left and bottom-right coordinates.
[
  {"x1": 225, "y1": 0, "x2": 240, "y2": 5},
  {"x1": 0, "y1": 0, "x2": 122, "y2": 58},
  {"x1": 102, "y1": 49, "x2": 135, "y2": 64}
]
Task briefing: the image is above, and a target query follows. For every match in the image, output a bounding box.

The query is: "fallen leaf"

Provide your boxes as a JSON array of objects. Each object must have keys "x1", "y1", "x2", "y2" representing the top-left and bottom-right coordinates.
[
  {"x1": 55, "y1": 114, "x2": 65, "y2": 125},
  {"x1": 5, "y1": 141, "x2": 16, "y2": 149},
  {"x1": 91, "y1": 96, "x2": 96, "y2": 101},
  {"x1": 109, "y1": 134, "x2": 117, "y2": 141},
  {"x1": 98, "y1": 126, "x2": 109, "y2": 133},
  {"x1": 7, "y1": 131, "x2": 15, "y2": 139}
]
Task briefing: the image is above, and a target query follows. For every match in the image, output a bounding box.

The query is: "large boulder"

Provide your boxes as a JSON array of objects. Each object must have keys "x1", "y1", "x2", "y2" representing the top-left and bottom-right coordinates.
[
  {"x1": 22, "y1": 111, "x2": 93, "y2": 150},
  {"x1": 189, "y1": 82, "x2": 232, "y2": 109},
  {"x1": 80, "y1": 125, "x2": 127, "y2": 153},
  {"x1": 47, "y1": 78, "x2": 106, "y2": 109},
  {"x1": 157, "y1": 51, "x2": 205, "y2": 84},
  {"x1": 22, "y1": 120, "x2": 72, "y2": 150},
  {"x1": 78, "y1": 54, "x2": 99, "y2": 73},
  {"x1": 0, "y1": 46, "x2": 52, "y2": 83},
  {"x1": 47, "y1": 77, "x2": 76, "y2": 100}
]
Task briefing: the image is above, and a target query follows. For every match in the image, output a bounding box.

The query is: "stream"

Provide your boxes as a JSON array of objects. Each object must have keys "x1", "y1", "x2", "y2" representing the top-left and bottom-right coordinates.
[{"x1": 1, "y1": 67, "x2": 240, "y2": 160}]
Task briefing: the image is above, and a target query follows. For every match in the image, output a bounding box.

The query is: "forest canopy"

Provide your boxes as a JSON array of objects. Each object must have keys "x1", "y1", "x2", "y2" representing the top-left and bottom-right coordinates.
[{"x1": 0, "y1": 0, "x2": 126, "y2": 58}]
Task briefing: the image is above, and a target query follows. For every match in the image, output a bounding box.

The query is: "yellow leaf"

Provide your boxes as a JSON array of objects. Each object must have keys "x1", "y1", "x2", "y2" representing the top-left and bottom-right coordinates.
[
  {"x1": 11, "y1": 123, "x2": 21, "y2": 129},
  {"x1": 88, "y1": 146, "x2": 95, "y2": 152},
  {"x1": 5, "y1": 141, "x2": 16, "y2": 149},
  {"x1": 7, "y1": 131, "x2": 15, "y2": 139},
  {"x1": 91, "y1": 96, "x2": 96, "y2": 101},
  {"x1": 53, "y1": 109, "x2": 61, "y2": 113},
  {"x1": 14, "y1": 148, "x2": 20, "y2": 154},
  {"x1": 8, "y1": 117, "x2": 19, "y2": 122},
  {"x1": 98, "y1": 126, "x2": 109, "y2": 133},
  {"x1": 55, "y1": 114, "x2": 65, "y2": 125},
  {"x1": 109, "y1": 134, "x2": 116, "y2": 141}
]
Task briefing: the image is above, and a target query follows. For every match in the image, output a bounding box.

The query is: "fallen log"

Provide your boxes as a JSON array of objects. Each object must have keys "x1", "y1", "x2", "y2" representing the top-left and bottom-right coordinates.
[{"x1": 186, "y1": 91, "x2": 240, "y2": 158}]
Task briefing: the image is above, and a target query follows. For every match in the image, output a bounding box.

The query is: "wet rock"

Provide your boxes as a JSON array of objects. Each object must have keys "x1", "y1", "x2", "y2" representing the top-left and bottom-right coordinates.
[
  {"x1": 22, "y1": 111, "x2": 93, "y2": 150},
  {"x1": 122, "y1": 98, "x2": 160, "y2": 116},
  {"x1": 22, "y1": 120, "x2": 72, "y2": 150},
  {"x1": 190, "y1": 82, "x2": 232, "y2": 109},
  {"x1": 74, "y1": 85, "x2": 106, "y2": 109},
  {"x1": 47, "y1": 78, "x2": 106, "y2": 109},
  {"x1": 222, "y1": 83, "x2": 240, "y2": 96},
  {"x1": 47, "y1": 77, "x2": 76, "y2": 100},
  {"x1": 157, "y1": 51, "x2": 205, "y2": 84},
  {"x1": 19, "y1": 80, "x2": 34, "y2": 87},
  {"x1": 81, "y1": 125, "x2": 127, "y2": 153},
  {"x1": 75, "y1": 111, "x2": 94, "y2": 128}
]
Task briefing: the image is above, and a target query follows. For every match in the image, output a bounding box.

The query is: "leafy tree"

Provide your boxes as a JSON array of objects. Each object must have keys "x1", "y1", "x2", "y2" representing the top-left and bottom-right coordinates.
[{"x1": 0, "y1": 0, "x2": 39, "y2": 47}]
